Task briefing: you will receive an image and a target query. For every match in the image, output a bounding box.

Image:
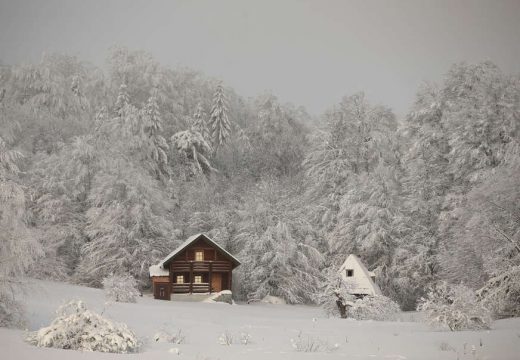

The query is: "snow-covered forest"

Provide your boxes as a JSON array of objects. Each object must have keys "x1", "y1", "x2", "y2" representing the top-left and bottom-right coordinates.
[{"x1": 1, "y1": 47, "x2": 519, "y2": 322}]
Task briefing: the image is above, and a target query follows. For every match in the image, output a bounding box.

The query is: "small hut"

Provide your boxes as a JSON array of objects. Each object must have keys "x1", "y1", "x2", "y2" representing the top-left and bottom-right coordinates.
[
  {"x1": 338, "y1": 254, "x2": 382, "y2": 297},
  {"x1": 149, "y1": 233, "x2": 241, "y2": 300}
]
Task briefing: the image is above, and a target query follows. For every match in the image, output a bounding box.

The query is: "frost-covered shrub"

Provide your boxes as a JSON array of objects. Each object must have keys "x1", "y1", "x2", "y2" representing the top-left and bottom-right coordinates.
[
  {"x1": 240, "y1": 332, "x2": 252, "y2": 345},
  {"x1": 290, "y1": 331, "x2": 339, "y2": 353},
  {"x1": 102, "y1": 274, "x2": 140, "y2": 303},
  {"x1": 477, "y1": 266, "x2": 520, "y2": 317},
  {"x1": 349, "y1": 295, "x2": 401, "y2": 321},
  {"x1": 218, "y1": 330, "x2": 233, "y2": 345},
  {"x1": 418, "y1": 281, "x2": 492, "y2": 331},
  {"x1": 154, "y1": 329, "x2": 185, "y2": 344},
  {"x1": 26, "y1": 300, "x2": 138, "y2": 353}
]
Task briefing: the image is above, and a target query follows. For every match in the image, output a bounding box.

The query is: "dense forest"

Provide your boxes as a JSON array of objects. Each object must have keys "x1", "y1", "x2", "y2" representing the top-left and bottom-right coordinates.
[{"x1": 1, "y1": 47, "x2": 519, "y2": 320}]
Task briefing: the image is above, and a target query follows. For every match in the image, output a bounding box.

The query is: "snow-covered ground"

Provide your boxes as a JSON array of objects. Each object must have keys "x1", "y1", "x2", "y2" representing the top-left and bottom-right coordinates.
[{"x1": 2, "y1": 280, "x2": 520, "y2": 359}]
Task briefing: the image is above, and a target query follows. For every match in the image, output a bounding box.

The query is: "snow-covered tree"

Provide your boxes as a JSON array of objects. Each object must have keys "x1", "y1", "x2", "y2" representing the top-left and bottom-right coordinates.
[
  {"x1": 192, "y1": 102, "x2": 209, "y2": 140},
  {"x1": 28, "y1": 136, "x2": 96, "y2": 279},
  {"x1": 241, "y1": 221, "x2": 324, "y2": 304},
  {"x1": 143, "y1": 91, "x2": 169, "y2": 179},
  {"x1": 304, "y1": 93, "x2": 398, "y2": 242},
  {"x1": 102, "y1": 273, "x2": 140, "y2": 303},
  {"x1": 477, "y1": 265, "x2": 520, "y2": 317},
  {"x1": 209, "y1": 83, "x2": 231, "y2": 152},
  {"x1": 114, "y1": 83, "x2": 130, "y2": 117},
  {"x1": 319, "y1": 269, "x2": 356, "y2": 318},
  {"x1": 171, "y1": 129, "x2": 214, "y2": 176},
  {"x1": 75, "y1": 158, "x2": 174, "y2": 287},
  {"x1": 248, "y1": 94, "x2": 307, "y2": 177},
  {"x1": 0, "y1": 136, "x2": 42, "y2": 327}
]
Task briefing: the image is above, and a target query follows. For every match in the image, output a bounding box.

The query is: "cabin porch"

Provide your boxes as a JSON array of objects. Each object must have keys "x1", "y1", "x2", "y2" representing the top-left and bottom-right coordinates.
[{"x1": 170, "y1": 260, "x2": 232, "y2": 294}]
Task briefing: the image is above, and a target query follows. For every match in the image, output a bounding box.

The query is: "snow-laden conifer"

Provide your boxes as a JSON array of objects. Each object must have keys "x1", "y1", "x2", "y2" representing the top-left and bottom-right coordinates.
[{"x1": 209, "y1": 83, "x2": 231, "y2": 152}]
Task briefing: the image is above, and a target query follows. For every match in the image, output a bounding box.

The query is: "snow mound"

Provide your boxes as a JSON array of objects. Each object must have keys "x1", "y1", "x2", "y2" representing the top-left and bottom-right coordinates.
[
  {"x1": 204, "y1": 290, "x2": 233, "y2": 304},
  {"x1": 261, "y1": 295, "x2": 287, "y2": 305},
  {"x1": 26, "y1": 300, "x2": 138, "y2": 353}
]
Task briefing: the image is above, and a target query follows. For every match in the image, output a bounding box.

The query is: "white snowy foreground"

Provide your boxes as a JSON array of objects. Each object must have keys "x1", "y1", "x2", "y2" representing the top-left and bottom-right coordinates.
[{"x1": 2, "y1": 280, "x2": 520, "y2": 360}]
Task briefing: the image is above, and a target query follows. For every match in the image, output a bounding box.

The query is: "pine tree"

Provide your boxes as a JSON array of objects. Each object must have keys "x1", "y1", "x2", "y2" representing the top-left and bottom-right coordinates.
[
  {"x1": 208, "y1": 83, "x2": 231, "y2": 153},
  {"x1": 143, "y1": 91, "x2": 169, "y2": 179},
  {"x1": 192, "y1": 102, "x2": 209, "y2": 140},
  {"x1": 114, "y1": 83, "x2": 130, "y2": 117}
]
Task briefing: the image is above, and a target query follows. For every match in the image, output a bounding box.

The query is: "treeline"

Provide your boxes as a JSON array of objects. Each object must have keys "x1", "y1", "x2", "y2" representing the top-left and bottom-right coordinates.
[{"x1": 0, "y1": 48, "x2": 518, "y2": 320}]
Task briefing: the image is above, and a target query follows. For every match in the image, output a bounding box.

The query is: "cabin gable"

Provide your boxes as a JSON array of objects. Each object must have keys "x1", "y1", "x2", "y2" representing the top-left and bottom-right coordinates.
[{"x1": 338, "y1": 254, "x2": 382, "y2": 297}]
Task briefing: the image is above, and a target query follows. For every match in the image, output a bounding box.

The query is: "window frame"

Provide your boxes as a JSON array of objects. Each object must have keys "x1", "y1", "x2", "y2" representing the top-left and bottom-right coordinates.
[
  {"x1": 346, "y1": 269, "x2": 354, "y2": 277},
  {"x1": 194, "y1": 275, "x2": 203, "y2": 284},
  {"x1": 176, "y1": 275, "x2": 184, "y2": 284},
  {"x1": 195, "y1": 250, "x2": 204, "y2": 261}
]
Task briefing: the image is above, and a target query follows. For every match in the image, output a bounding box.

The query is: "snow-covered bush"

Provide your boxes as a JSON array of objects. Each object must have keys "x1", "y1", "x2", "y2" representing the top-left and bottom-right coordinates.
[
  {"x1": 240, "y1": 332, "x2": 252, "y2": 345},
  {"x1": 349, "y1": 295, "x2": 401, "y2": 321},
  {"x1": 26, "y1": 300, "x2": 139, "y2": 353},
  {"x1": 154, "y1": 329, "x2": 185, "y2": 344},
  {"x1": 290, "y1": 331, "x2": 339, "y2": 353},
  {"x1": 418, "y1": 281, "x2": 492, "y2": 331},
  {"x1": 102, "y1": 274, "x2": 140, "y2": 303},
  {"x1": 218, "y1": 330, "x2": 233, "y2": 345},
  {"x1": 477, "y1": 266, "x2": 520, "y2": 317}
]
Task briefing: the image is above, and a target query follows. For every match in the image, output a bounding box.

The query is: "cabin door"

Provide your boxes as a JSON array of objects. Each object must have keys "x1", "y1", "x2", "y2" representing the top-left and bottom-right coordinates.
[
  {"x1": 211, "y1": 273, "x2": 222, "y2": 292},
  {"x1": 154, "y1": 282, "x2": 171, "y2": 300}
]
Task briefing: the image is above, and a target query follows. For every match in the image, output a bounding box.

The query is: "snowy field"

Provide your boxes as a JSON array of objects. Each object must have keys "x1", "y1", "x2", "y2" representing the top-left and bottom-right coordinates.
[{"x1": 2, "y1": 280, "x2": 520, "y2": 360}]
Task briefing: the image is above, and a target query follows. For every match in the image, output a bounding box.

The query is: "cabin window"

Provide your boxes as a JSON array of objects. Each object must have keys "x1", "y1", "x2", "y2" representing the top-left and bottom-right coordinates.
[
  {"x1": 195, "y1": 250, "x2": 204, "y2": 261},
  {"x1": 194, "y1": 275, "x2": 202, "y2": 284},
  {"x1": 346, "y1": 269, "x2": 354, "y2": 277},
  {"x1": 176, "y1": 275, "x2": 184, "y2": 284}
]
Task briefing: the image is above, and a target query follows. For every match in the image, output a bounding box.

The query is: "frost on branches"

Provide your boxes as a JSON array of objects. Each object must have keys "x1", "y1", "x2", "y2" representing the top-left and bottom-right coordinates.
[
  {"x1": 102, "y1": 274, "x2": 140, "y2": 303},
  {"x1": 477, "y1": 265, "x2": 520, "y2": 317},
  {"x1": 320, "y1": 271, "x2": 356, "y2": 318},
  {"x1": 418, "y1": 281, "x2": 492, "y2": 331},
  {"x1": 0, "y1": 135, "x2": 42, "y2": 327},
  {"x1": 26, "y1": 300, "x2": 139, "y2": 353}
]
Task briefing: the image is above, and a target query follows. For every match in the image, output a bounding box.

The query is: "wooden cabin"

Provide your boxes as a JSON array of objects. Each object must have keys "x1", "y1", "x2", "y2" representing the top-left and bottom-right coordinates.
[{"x1": 149, "y1": 233, "x2": 241, "y2": 300}]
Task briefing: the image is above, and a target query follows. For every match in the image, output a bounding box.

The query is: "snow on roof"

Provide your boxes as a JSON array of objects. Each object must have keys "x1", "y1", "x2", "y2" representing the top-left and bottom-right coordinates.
[
  {"x1": 158, "y1": 233, "x2": 241, "y2": 268},
  {"x1": 149, "y1": 264, "x2": 169, "y2": 277},
  {"x1": 338, "y1": 254, "x2": 382, "y2": 296}
]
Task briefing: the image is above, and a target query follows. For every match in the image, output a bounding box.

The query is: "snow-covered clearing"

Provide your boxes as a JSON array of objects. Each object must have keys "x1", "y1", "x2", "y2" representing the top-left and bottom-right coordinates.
[{"x1": 2, "y1": 280, "x2": 519, "y2": 359}]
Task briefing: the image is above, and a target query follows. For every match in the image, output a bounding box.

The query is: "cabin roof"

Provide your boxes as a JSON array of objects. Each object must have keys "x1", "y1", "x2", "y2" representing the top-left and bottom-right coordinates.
[
  {"x1": 159, "y1": 233, "x2": 241, "y2": 268},
  {"x1": 338, "y1": 254, "x2": 382, "y2": 296},
  {"x1": 149, "y1": 264, "x2": 170, "y2": 277}
]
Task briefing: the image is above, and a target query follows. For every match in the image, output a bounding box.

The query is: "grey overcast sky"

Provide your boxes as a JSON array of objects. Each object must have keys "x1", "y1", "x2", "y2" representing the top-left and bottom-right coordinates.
[{"x1": 1, "y1": 0, "x2": 519, "y2": 115}]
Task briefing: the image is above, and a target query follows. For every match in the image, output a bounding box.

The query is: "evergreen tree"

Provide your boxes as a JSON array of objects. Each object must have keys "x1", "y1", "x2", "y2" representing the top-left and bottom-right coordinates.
[
  {"x1": 114, "y1": 83, "x2": 130, "y2": 117},
  {"x1": 192, "y1": 102, "x2": 209, "y2": 140},
  {"x1": 208, "y1": 83, "x2": 231, "y2": 153},
  {"x1": 143, "y1": 91, "x2": 169, "y2": 179}
]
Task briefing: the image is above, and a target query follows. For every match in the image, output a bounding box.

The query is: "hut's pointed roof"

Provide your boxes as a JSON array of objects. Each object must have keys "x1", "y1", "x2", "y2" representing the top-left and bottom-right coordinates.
[{"x1": 338, "y1": 254, "x2": 382, "y2": 296}]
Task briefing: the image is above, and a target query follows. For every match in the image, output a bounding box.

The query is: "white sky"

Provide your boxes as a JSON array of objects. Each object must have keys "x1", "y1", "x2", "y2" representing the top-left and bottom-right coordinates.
[{"x1": 1, "y1": 0, "x2": 519, "y2": 116}]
